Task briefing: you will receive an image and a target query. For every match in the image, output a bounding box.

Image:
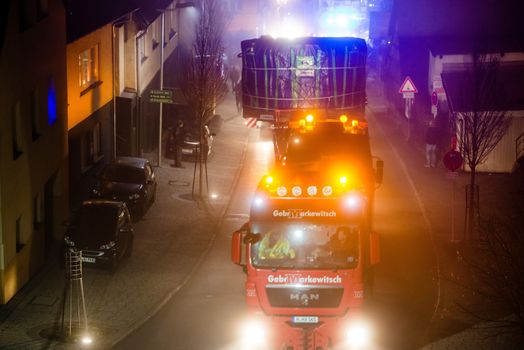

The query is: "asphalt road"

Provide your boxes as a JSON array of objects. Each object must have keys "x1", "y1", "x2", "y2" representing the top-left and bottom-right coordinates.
[
  {"x1": 113, "y1": 99, "x2": 440, "y2": 350},
  {"x1": 113, "y1": 121, "x2": 275, "y2": 349}
]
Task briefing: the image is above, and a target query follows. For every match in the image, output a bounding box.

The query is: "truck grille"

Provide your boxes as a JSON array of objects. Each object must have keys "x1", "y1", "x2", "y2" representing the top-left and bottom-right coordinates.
[{"x1": 266, "y1": 285, "x2": 343, "y2": 308}]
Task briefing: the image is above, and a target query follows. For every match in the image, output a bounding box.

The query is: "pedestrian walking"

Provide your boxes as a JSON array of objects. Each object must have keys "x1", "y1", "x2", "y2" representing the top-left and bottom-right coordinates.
[
  {"x1": 425, "y1": 120, "x2": 439, "y2": 167},
  {"x1": 234, "y1": 82, "x2": 242, "y2": 113},
  {"x1": 229, "y1": 65, "x2": 240, "y2": 91},
  {"x1": 172, "y1": 120, "x2": 185, "y2": 168},
  {"x1": 165, "y1": 128, "x2": 176, "y2": 161}
]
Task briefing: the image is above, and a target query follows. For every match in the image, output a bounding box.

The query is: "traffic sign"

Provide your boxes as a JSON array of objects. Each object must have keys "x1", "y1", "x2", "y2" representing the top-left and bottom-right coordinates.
[
  {"x1": 149, "y1": 89, "x2": 173, "y2": 104},
  {"x1": 402, "y1": 92, "x2": 414, "y2": 99},
  {"x1": 443, "y1": 150, "x2": 463, "y2": 171},
  {"x1": 399, "y1": 76, "x2": 418, "y2": 94}
]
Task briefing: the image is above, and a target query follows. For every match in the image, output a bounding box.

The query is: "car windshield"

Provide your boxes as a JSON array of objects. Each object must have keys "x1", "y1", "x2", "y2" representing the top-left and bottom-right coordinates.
[
  {"x1": 102, "y1": 164, "x2": 145, "y2": 184},
  {"x1": 250, "y1": 222, "x2": 359, "y2": 270},
  {"x1": 69, "y1": 204, "x2": 118, "y2": 245}
]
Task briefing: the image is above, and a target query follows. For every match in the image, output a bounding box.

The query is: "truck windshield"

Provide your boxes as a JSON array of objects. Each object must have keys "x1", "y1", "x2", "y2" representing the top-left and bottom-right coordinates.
[
  {"x1": 250, "y1": 222, "x2": 359, "y2": 270},
  {"x1": 285, "y1": 132, "x2": 371, "y2": 165}
]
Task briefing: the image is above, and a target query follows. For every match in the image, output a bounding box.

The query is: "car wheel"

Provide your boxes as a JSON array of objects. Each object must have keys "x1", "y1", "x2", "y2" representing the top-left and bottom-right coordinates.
[{"x1": 124, "y1": 236, "x2": 133, "y2": 259}]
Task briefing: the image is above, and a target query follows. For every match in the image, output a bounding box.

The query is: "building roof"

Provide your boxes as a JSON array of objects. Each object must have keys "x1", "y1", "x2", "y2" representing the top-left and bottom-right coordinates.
[
  {"x1": 429, "y1": 37, "x2": 524, "y2": 57},
  {"x1": 65, "y1": 0, "x2": 173, "y2": 43},
  {"x1": 442, "y1": 64, "x2": 524, "y2": 112}
]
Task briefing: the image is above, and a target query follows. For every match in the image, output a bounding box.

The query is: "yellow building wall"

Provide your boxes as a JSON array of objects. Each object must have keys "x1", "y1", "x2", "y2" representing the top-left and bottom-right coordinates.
[{"x1": 67, "y1": 24, "x2": 114, "y2": 130}]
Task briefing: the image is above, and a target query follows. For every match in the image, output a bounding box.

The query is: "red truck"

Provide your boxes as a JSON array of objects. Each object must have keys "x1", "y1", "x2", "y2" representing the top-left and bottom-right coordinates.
[{"x1": 231, "y1": 117, "x2": 383, "y2": 349}]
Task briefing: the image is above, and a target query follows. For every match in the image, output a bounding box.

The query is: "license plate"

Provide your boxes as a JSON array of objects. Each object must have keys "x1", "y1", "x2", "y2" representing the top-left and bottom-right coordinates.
[
  {"x1": 292, "y1": 316, "x2": 319, "y2": 324},
  {"x1": 182, "y1": 149, "x2": 193, "y2": 154},
  {"x1": 81, "y1": 257, "x2": 96, "y2": 263}
]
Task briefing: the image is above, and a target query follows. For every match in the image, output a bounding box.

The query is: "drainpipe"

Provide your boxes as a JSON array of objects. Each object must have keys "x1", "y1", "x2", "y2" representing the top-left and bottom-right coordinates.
[{"x1": 135, "y1": 31, "x2": 145, "y2": 157}]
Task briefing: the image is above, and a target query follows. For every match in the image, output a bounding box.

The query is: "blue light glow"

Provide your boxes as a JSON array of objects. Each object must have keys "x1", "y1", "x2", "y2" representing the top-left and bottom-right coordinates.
[{"x1": 47, "y1": 78, "x2": 57, "y2": 125}]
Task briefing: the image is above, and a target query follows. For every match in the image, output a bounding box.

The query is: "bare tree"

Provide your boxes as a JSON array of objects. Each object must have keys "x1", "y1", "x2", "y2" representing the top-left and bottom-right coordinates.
[
  {"x1": 451, "y1": 54, "x2": 512, "y2": 239},
  {"x1": 178, "y1": 0, "x2": 229, "y2": 198}
]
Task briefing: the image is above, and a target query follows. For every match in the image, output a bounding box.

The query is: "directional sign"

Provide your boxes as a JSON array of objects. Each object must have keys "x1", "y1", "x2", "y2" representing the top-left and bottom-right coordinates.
[
  {"x1": 399, "y1": 76, "x2": 418, "y2": 94},
  {"x1": 149, "y1": 89, "x2": 173, "y2": 104}
]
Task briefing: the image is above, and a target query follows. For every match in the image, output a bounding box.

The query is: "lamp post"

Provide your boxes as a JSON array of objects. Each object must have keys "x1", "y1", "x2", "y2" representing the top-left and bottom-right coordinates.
[
  {"x1": 158, "y1": 12, "x2": 165, "y2": 166},
  {"x1": 157, "y1": 2, "x2": 196, "y2": 167}
]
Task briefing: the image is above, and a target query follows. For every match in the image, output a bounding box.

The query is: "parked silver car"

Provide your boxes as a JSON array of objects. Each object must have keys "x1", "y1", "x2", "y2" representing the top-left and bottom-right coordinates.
[{"x1": 181, "y1": 125, "x2": 215, "y2": 159}]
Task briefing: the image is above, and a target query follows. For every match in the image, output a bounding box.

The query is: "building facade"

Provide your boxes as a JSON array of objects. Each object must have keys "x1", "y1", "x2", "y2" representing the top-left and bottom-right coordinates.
[{"x1": 0, "y1": 0, "x2": 69, "y2": 303}]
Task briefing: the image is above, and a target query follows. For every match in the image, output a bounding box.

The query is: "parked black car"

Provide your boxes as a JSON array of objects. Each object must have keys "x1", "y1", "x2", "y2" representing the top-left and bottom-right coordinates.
[
  {"x1": 181, "y1": 125, "x2": 215, "y2": 159},
  {"x1": 63, "y1": 200, "x2": 134, "y2": 272},
  {"x1": 92, "y1": 157, "x2": 157, "y2": 219}
]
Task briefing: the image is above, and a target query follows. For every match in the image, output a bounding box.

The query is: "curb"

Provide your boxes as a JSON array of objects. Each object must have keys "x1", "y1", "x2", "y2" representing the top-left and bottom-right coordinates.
[{"x1": 107, "y1": 121, "x2": 251, "y2": 348}]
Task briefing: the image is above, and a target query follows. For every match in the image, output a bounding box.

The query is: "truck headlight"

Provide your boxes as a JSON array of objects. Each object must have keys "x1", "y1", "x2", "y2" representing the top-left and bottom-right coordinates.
[
  {"x1": 345, "y1": 319, "x2": 372, "y2": 348},
  {"x1": 344, "y1": 193, "x2": 362, "y2": 209},
  {"x1": 252, "y1": 195, "x2": 266, "y2": 209},
  {"x1": 240, "y1": 319, "x2": 267, "y2": 346}
]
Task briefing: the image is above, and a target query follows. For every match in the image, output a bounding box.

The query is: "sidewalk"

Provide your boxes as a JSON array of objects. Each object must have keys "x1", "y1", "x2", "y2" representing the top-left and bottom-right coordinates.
[
  {"x1": 366, "y1": 74, "x2": 523, "y2": 349},
  {"x1": 0, "y1": 94, "x2": 249, "y2": 349}
]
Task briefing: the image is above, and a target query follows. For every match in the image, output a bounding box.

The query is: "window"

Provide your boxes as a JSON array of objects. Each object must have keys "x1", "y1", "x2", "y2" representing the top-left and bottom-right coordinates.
[
  {"x1": 79, "y1": 45, "x2": 99, "y2": 90},
  {"x1": 16, "y1": 216, "x2": 24, "y2": 252},
  {"x1": 169, "y1": 10, "x2": 177, "y2": 40},
  {"x1": 138, "y1": 35, "x2": 146, "y2": 63},
  {"x1": 18, "y1": 0, "x2": 32, "y2": 32},
  {"x1": 152, "y1": 21, "x2": 160, "y2": 50},
  {"x1": 37, "y1": 0, "x2": 49, "y2": 21},
  {"x1": 93, "y1": 122, "x2": 102, "y2": 159},
  {"x1": 31, "y1": 88, "x2": 41, "y2": 140},
  {"x1": 80, "y1": 122, "x2": 103, "y2": 172},
  {"x1": 33, "y1": 193, "x2": 43, "y2": 229},
  {"x1": 12, "y1": 100, "x2": 24, "y2": 159}
]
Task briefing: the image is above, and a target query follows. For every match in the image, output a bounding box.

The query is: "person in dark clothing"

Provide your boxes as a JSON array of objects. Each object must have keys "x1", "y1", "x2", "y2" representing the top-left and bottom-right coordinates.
[
  {"x1": 425, "y1": 120, "x2": 439, "y2": 167},
  {"x1": 172, "y1": 120, "x2": 185, "y2": 167},
  {"x1": 234, "y1": 82, "x2": 242, "y2": 112},
  {"x1": 229, "y1": 65, "x2": 240, "y2": 91},
  {"x1": 165, "y1": 128, "x2": 176, "y2": 161}
]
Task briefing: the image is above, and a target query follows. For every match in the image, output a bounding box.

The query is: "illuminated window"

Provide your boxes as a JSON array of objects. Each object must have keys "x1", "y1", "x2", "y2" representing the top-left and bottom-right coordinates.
[
  {"x1": 78, "y1": 45, "x2": 99, "y2": 89},
  {"x1": 12, "y1": 100, "x2": 24, "y2": 159}
]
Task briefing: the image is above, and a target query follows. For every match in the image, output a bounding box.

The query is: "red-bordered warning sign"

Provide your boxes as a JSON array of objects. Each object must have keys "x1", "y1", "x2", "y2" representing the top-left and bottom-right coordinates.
[
  {"x1": 399, "y1": 76, "x2": 418, "y2": 93},
  {"x1": 244, "y1": 117, "x2": 257, "y2": 128}
]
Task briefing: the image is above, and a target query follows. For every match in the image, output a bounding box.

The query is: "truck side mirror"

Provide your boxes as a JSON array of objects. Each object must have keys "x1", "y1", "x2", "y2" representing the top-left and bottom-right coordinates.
[
  {"x1": 375, "y1": 159, "x2": 384, "y2": 184},
  {"x1": 369, "y1": 231, "x2": 381, "y2": 265},
  {"x1": 231, "y1": 230, "x2": 244, "y2": 265}
]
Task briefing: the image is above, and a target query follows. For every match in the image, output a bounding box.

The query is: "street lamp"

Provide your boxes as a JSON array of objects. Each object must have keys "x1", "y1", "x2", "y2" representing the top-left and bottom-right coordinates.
[{"x1": 157, "y1": 2, "x2": 195, "y2": 166}]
